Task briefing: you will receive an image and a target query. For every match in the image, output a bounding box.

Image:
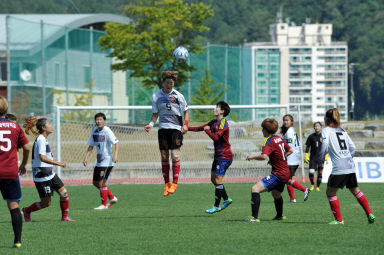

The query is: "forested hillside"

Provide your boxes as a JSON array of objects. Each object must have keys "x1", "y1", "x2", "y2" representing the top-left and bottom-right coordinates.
[{"x1": 1, "y1": 0, "x2": 383, "y2": 120}]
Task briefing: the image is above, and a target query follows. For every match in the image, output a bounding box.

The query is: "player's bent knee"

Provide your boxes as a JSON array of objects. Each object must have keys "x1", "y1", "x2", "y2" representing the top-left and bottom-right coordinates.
[
  {"x1": 59, "y1": 188, "x2": 68, "y2": 197},
  {"x1": 171, "y1": 149, "x2": 180, "y2": 161}
]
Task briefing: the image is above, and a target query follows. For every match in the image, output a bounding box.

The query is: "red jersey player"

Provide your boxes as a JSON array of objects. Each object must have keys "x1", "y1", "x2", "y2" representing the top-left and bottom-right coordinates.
[
  {"x1": 246, "y1": 118, "x2": 293, "y2": 222},
  {"x1": 188, "y1": 101, "x2": 233, "y2": 214},
  {"x1": 0, "y1": 96, "x2": 30, "y2": 248}
]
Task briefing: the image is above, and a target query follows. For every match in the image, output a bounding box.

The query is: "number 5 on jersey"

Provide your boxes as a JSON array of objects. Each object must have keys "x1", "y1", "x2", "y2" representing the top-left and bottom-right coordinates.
[{"x1": 0, "y1": 130, "x2": 11, "y2": 152}]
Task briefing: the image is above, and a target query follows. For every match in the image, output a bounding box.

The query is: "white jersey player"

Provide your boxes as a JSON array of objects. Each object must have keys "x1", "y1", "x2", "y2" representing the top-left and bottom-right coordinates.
[
  {"x1": 281, "y1": 114, "x2": 309, "y2": 203},
  {"x1": 144, "y1": 70, "x2": 189, "y2": 197},
  {"x1": 83, "y1": 113, "x2": 119, "y2": 210},
  {"x1": 23, "y1": 117, "x2": 74, "y2": 223},
  {"x1": 320, "y1": 108, "x2": 374, "y2": 225}
]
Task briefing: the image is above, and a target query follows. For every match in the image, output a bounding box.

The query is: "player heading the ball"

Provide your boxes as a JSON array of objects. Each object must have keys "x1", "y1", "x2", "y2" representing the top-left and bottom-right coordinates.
[
  {"x1": 188, "y1": 101, "x2": 233, "y2": 214},
  {"x1": 83, "y1": 113, "x2": 119, "y2": 210},
  {"x1": 144, "y1": 70, "x2": 189, "y2": 196},
  {"x1": 22, "y1": 117, "x2": 74, "y2": 222},
  {"x1": 0, "y1": 96, "x2": 30, "y2": 248}
]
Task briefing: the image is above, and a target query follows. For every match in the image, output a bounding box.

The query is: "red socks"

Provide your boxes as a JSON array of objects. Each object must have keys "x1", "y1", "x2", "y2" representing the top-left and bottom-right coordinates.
[
  {"x1": 355, "y1": 191, "x2": 372, "y2": 216},
  {"x1": 161, "y1": 161, "x2": 170, "y2": 183},
  {"x1": 289, "y1": 180, "x2": 307, "y2": 192},
  {"x1": 60, "y1": 196, "x2": 69, "y2": 218},
  {"x1": 25, "y1": 202, "x2": 42, "y2": 213},
  {"x1": 172, "y1": 160, "x2": 180, "y2": 184},
  {"x1": 287, "y1": 185, "x2": 295, "y2": 200},
  {"x1": 99, "y1": 186, "x2": 109, "y2": 206},
  {"x1": 328, "y1": 195, "x2": 343, "y2": 222}
]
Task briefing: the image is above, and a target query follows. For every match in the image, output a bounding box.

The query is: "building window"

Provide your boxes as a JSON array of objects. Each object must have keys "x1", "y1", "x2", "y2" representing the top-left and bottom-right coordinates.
[
  {"x1": 54, "y1": 63, "x2": 60, "y2": 86},
  {"x1": 83, "y1": 66, "x2": 91, "y2": 85},
  {"x1": 0, "y1": 62, "x2": 6, "y2": 81}
]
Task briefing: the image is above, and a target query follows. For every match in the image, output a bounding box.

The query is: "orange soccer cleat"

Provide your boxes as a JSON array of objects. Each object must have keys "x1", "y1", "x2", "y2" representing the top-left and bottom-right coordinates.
[
  {"x1": 163, "y1": 183, "x2": 170, "y2": 197},
  {"x1": 168, "y1": 183, "x2": 178, "y2": 194}
]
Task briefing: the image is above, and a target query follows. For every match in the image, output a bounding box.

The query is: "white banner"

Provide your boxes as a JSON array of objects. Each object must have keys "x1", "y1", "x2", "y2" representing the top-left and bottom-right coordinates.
[{"x1": 322, "y1": 157, "x2": 384, "y2": 183}]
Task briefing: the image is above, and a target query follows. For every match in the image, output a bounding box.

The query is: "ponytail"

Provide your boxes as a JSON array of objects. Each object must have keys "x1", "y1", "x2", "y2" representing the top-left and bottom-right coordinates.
[
  {"x1": 23, "y1": 117, "x2": 47, "y2": 136},
  {"x1": 324, "y1": 108, "x2": 341, "y2": 128}
]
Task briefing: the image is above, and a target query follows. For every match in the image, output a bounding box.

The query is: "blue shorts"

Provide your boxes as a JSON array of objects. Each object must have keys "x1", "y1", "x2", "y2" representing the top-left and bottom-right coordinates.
[
  {"x1": 0, "y1": 177, "x2": 22, "y2": 201},
  {"x1": 261, "y1": 174, "x2": 287, "y2": 193},
  {"x1": 211, "y1": 159, "x2": 232, "y2": 177}
]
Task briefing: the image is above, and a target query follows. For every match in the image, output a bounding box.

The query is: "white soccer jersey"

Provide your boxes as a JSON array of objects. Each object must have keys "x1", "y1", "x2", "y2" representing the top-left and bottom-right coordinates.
[
  {"x1": 284, "y1": 127, "x2": 302, "y2": 165},
  {"x1": 88, "y1": 126, "x2": 119, "y2": 167},
  {"x1": 32, "y1": 134, "x2": 55, "y2": 182},
  {"x1": 319, "y1": 127, "x2": 356, "y2": 175},
  {"x1": 152, "y1": 89, "x2": 188, "y2": 130}
]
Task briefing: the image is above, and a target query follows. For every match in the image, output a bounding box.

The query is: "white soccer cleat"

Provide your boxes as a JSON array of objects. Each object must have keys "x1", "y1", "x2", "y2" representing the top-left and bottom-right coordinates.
[
  {"x1": 94, "y1": 205, "x2": 108, "y2": 210},
  {"x1": 289, "y1": 199, "x2": 296, "y2": 203},
  {"x1": 107, "y1": 196, "x2": 118, "y2": 208}
]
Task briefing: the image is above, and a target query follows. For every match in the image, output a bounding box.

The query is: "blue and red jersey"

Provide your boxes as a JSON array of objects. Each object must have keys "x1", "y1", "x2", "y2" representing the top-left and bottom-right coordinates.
[
  {"x1": 188, "y1": 118, "x2": 233, "y2": 160},
  {"x1": 262, "y1": 135, "x2": 291, "y2": 181}
]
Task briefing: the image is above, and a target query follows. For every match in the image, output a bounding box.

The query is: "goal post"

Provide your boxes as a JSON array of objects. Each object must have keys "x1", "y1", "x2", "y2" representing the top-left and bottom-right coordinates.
[{"x1": 54, "y1": 104, "x2": 292, "y2": 183}]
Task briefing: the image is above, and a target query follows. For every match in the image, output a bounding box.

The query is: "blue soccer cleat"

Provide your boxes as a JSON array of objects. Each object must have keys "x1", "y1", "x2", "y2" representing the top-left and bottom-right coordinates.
[
  {"x1": 205, "y1": 206, "x2": 221, "y2": 214},
  {"x1": 220, "y1": 198, "x2": 233, "y2": 211}
]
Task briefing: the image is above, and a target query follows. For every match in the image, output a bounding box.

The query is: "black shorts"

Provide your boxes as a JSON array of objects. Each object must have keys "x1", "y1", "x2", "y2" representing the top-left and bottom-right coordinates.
[
  {"x1": 93, "y1": 166, "x2": 113, "y2": 182},
  {"x1": 309, "y1": 160, "x2": 324, "y2": 171},
  {"x1": 327, "y1": 173, "x2": 358, "y2": 189},
  {"x1": 35, "y1": 174, "x2": 64, "y2": 198},
  {"x1": 289, "y1": 165, "x2": 299, "y2": 177},
  {"x1": 158, "y1": 129, "x2": 183, "y2": 150},
  {"x1": 0, "y1": 178, "x2": 22, "y2": 201}
]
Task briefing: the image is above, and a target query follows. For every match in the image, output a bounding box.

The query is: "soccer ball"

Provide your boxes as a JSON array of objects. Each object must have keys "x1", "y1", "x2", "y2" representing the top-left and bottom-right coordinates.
[{"x1": 173, "y1": 46, "x2": 189, "y2": 63}]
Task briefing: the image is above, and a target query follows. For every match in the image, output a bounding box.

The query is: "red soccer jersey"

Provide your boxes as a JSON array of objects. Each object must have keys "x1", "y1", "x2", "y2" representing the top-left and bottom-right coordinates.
[
  {"x1": 261, "y1": 135, "x2": 291, "y2": 181},
  {"x1": 188, "y1": 118, "x2": 233, "y2": 160},
  {"x1": 0, "y1": 118, "x2": 29, "y2": 179}
]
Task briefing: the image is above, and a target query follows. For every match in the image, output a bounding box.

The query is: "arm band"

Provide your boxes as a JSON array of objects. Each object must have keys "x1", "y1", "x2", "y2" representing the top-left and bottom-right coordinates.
[
  {"x1": 184, "y1": 120, "x2": 189, "y2": 126},
  {"x1": 149, "y1": 121, "x2": 154, "y2": 127}
]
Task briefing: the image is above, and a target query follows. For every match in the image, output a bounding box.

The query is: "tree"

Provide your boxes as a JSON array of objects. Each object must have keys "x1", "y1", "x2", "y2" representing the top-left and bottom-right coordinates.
[
  {"x1": 98, "y1": 0, "x2": 213, "y2": 89},
  {"x1": 191, "y1": 70, "x2": 226, "y2": 122},
  {"x1": 53, "y1": 80, "x2": 96, "y2": 122}
]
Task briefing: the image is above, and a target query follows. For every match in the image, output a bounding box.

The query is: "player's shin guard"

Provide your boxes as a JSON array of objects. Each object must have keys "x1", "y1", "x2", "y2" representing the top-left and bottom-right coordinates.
[
  {"x1": 328, "y1": 195, "x2": 343, "y2": 222},
  {"x1": 287, "y1": 185, "x2": 295, "y2": 200},
  {"x1": 10, "y1": 208, "x2": 22, "y2": 244},
  {"x1": 251, "y1": 192, "x2": 261, "y2": 218},
  {"x1": 25, "y1": 202, "x2": 42, "y2": 213},
  {"x1": 99, "y1": 186, "x2": 108, "y2": 206},
  {"x1": 317, "y1": 174, "x2": 322, "y2": 187},
  {"x1": 274, "y1": 197, "x2": 283, "y2": 218},
  {"x1": 161, "y1": 161, "x2": 170, "y2": 183},
  {"x1": 354, "y1": 191, "x2": 372, "y2": 216},
  {"x1": 106, "y1": 187, "x2": 114, "y2": 200},
  {"x1": 289, "y1": 180, "x2": 307, "y2": 192},
  {"x1": 172, "y1": 160, "x2": 180, "y2": 184},
  {"x1": 222, "y1": 184, "x2": 228, "y2": 201},
  {"x1": 214, "y1": 184, "x2": 224, "y2": 207},
  {"x1": 309, "y1": 173, "x2": 314, "y2": 185},
  {"x1": 60, "y1": 196, "x2": 69, "y2": 218}
]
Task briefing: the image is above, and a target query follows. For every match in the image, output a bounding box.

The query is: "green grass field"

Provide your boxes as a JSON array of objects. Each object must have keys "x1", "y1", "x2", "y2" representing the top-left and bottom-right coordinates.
[{"x1": 0, "y1": 183, "x2": 383, "y2": 254}]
